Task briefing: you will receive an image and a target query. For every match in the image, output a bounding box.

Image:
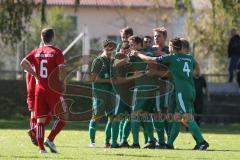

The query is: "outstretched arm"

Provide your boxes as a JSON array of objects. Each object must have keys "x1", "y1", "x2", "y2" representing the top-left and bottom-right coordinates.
[{"x1": 133, "y1": 51, "x2": 157, "y2": 63}]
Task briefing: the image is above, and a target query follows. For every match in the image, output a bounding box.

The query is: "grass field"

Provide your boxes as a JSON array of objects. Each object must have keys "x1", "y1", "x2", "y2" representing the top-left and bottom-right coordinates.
[{"x1": 0, "y1": 120, "x2": 240, "y2": 160}]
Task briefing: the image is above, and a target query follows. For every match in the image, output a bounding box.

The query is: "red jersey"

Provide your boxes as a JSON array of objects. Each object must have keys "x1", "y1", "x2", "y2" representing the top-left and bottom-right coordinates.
[{"x1": 25, "y1": 45, "x2": 64, "y2": 95}]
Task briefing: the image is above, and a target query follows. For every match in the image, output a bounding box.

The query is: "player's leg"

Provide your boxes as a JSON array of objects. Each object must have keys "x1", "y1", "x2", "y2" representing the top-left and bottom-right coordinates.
[
  {"x1": 28, "y1": 111, "x2": 38, "y2": 146},
  {"x1": 104, "y1": 115, "x2": 112, "y2": 148},
  {"x1": 166, "y1": 113, "x2": 181, "y2": 149},
  {"x1": 177, "y1": 92, "x2": 209, "y2": 150},
  {"x1": 142, "y1": 100, "x2": 156, "y2": 149},
  {"x1": 131, "y1": 111, "x2": 140, "y2": 148},
  {"x1": 89, "y1": 96, "x2": 98, "y2": 147},
  {"x1": 45, "y1": 96, "x2": 68, "y2": 153},
  {"x1": 140, "y1": 121, "x2": 148, "y2": 145},
  {"x1": 89, "y1": 115, "x2": 97, "y2": 147},
  {"x1": 111, "y1": 94, "x2": 123, "y2": 148},
  {"x1": 27, "y1": 95, "x2": 38, "y2": 146},
  {"x1": 118, "y1": 120, "x2": 124, "y2": 142},
  {"x1": 111, "y1": 116, "x2": 121, "y2": 148},
  {"x1": 120, "y1": 118, "x2": 131, "y2": 147},
  {"x1": 153, "y1": 94, "x2": 166, "y2": 148},
  {"x1": 35, "y1": 94, "x2": 48, "y2": 153}
]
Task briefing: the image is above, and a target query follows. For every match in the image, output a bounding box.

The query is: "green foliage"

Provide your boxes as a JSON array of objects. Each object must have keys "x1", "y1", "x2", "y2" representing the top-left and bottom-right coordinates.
[
  {"x1": 177, "y1": 0, "x2": 240, "y2": 73},
  {"x1": 27, "y1": 8, "x2": 79, "y2": 52},
  {"x1": 0, "y1": 80, "x2": 27, "y2": 119},
  {"x1": 0, "y1": 0, "x2": 34, "y2": 45}
]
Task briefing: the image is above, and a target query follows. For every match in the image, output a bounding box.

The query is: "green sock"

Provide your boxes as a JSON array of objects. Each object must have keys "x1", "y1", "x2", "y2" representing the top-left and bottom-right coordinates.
[
  {"x1": 143, "y1": 121, "x2": 155, "y2": 142},
  {"x1": 89, "y1": 120, "x2": 96, "y2": 143},
  {"x1": 140, "y1": 122, "x2": 148, "y2": 144},
  {"x1": 164, "y1": 120, "x2": 171, "y2": 140},
  {"x1": 154, "y1": 121, "x2": 165, "y2": 144},
  {"x1": 131, "y1": 119, "x2": 140, "y2": 145},
  {"x1": 167, "y1": 121, "x2": 181, "y2": 146},
  {"x1": 187, "y1": 121, "x2": 204, "y2": 144},
  {"x1": 105, "y1": 121, "x2": 112, "y2": 144},
  {"x1": 122, "y1": 120, "x2": 131, "y2": 142},
  {"x1": 118, "y1": 120, "x2": 124, "y2": 142},
  {"x1": 111, "y1": 120, "x2": 120, "y2": 146}
]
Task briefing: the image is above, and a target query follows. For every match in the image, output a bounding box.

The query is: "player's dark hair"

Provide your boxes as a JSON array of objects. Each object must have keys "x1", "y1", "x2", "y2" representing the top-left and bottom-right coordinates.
[
  {"x1": 103, "y1": 39, "x2": 117, "y2": 48},
  {"x1": 180, "y1": 38, "x2": 190, "y2": 51},
  {"x1": 120, "y1": 27, "x2": 133, "y2": 36},
  {"x1": 128, "y1": 35, "x2": 143, "y2": 47},
  {"x1": 41, "y1": 28, "x2": 54, "y2": 44},
  {"x1": 170, "y1": 37, "x2": 182, "y2": 52},
  {"x1": 144, "y1": 36, "x2": 152, "y2": 40}
]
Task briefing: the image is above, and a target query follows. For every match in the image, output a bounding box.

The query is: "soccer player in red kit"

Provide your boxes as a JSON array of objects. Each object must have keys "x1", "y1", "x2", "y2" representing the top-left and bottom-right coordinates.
[
  {"x1": 20, "y1": 28, "x2": 67, "y2": 153},
  {"x1": 26, "y1": 71, "x2": 38, "y2": 145}
]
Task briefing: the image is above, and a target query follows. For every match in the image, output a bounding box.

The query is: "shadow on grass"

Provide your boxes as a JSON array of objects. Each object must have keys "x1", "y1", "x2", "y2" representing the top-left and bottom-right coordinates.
[
  {"x1": 174, "y1": 148, "x2": 240, "y2": 152},
  {"x1": 0, "y1": 119, "x2": 240, "y2": 135},
  {"x1": 0, "y1": 155, "x2": 75, "y2": 159}
]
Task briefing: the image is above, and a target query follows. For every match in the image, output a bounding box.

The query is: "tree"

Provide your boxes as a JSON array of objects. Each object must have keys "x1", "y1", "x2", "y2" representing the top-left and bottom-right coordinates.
[
  {"x1": 0, "y1": 0, "x2": 80, "y2": 46},
  {"x1": 177, "y1": 0, "x2": 240, "y2": 74},
  {"x1": 0, "y1": 0, "x2": 34, "y2": 45},
  {"x1": 26, "y1": 7, "x2": 80, "y2": 58}
]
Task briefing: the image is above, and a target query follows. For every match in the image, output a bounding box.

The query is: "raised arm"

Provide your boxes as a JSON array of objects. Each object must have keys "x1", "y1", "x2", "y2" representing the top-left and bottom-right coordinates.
[{"x1": 133, "y1": 51, "x2": 157, "y2": 64}]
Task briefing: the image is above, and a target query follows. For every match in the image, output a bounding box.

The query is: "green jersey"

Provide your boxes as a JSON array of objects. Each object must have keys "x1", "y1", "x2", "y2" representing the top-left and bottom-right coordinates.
[
  {"x1": 91, "y1": 56, "x2": 114, "y2": 115},
  {"x1": 156, "y1": 53, "x2": 196, "y2": 113},
  {"x1": 91, "y1": 56, "x2": 113, "y2": 91}
]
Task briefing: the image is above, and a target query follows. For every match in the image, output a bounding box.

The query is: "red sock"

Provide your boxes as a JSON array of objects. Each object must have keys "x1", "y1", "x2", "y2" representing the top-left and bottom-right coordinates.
[
  {"x1": 36, "y1": 122, "x2": 45, "y2": 150},
  {"x1": 30, "y1": 117, "x2": 37, "y2": 130},
  {"x1": 48, "y1": 119, "x2": 66, "y2": 141}
]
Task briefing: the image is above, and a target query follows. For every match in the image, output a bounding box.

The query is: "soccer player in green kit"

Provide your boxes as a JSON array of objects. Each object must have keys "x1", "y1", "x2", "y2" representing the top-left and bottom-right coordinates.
[
  {"x1": 152, "y1": 27, "x2": 172, "y2": 148},
  {"x1": 111, "y1": 43, "x2": 144, "y2": 148},
  {"x1": 89, "y1": 40, "x2": 117, "y2": 148},
  {"x1": 133, "y1": 37, "x2": 209, "y2": 150},
  {"x1": 115, "y1": 27, "x2": 134, "y2": 147},
  {"x1": 127, "y1": 35, "x2": 156, "y2": 148}
]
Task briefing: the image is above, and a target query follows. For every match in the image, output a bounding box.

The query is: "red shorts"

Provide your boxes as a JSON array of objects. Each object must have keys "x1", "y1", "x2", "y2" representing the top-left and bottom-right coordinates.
[
  {"x1": 27, "y1": 94, "x2": 35, "y2": 112},
  {"x1": 34, "y1": 91, "x2": 67, "y2": 118}
]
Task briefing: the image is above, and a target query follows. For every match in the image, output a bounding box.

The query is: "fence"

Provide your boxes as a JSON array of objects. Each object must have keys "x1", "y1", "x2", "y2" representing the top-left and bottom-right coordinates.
[{"x1": 0, "y1": 70, "x2": 230, "y2": 83}]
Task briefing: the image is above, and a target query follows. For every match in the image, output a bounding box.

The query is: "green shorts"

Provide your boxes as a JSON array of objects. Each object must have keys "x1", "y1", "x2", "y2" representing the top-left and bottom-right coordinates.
[
  {"x1": 175, "y1": 92, "x2": 194, "y2": 114},
  {"x1": 113, "y1": 94, "x2": 132, "y2": 116},
  {"x1": 92, "y1": 88, "x2": 115, "y2": 117},
  {"x1": 132, "y1": 88, "x2": 155, "y2": 112}
]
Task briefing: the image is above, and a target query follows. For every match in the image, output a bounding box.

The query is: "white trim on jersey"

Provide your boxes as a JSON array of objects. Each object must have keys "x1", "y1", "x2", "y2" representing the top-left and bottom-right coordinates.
[
  {"x1": 132, "y1": 88, "x2": 138, "y2": 111},
  {"x1": 156, "y1": 91, "x2": 161, "y2": 112},
  {"x1": 114, "y1": 94, "x2": 120, "y2": 115},
  {"x1": 177, "y1": 92, "x2": 186, "y2": 113}
]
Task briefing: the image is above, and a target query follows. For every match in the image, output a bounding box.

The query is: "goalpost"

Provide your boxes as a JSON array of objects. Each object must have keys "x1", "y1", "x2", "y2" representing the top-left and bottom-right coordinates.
[{"x1": 63, "y1": 25, "x2": 90, "y2": 81}]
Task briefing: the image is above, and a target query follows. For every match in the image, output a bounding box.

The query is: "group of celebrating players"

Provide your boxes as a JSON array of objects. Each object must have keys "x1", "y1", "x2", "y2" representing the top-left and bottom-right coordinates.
[
  {"x1": 88, "y1": 26, "x2": 209, "y2": 150},
  {"x1": 21, "y1": 26, "x2": 209, "y2": 154}
]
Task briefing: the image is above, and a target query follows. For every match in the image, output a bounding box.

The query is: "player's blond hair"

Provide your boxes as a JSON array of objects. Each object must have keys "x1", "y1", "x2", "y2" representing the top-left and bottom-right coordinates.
[{"x1": 153, "y1": 27, "x2": 167, "y2": 39}]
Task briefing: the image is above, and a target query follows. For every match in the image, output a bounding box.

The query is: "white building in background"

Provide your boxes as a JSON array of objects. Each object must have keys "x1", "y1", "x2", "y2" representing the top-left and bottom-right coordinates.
[
  {"x1": 34, "y1": 0, "x2": 190, "y2": 44},
  {"x1": 1, "y1": 0, "x2": 211, "y2": 72}
]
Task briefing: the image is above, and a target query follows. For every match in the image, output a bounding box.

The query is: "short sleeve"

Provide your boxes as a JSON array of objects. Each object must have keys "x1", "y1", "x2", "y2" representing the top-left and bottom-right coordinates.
[
  {"x1": 25, "y1": 50, "x2": 36, "y2": 64},
  {"x1": 156, "y1": 54, "x2": 173, "y2": 64},
  {"x1": 56, "y1": 51, "x2": 64, "y2": 66},
  {"x1": 91, "y1": 58, "x2": 103, "y2": 74}
]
